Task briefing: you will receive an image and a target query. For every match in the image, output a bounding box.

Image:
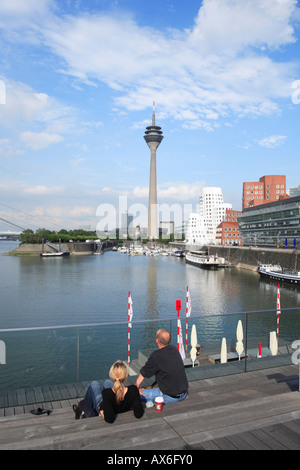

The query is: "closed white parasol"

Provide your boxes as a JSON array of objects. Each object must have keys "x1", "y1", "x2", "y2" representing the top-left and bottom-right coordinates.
[
  {"x1": 220, "y1": 337, "x2": 227, "y2": 364},
  {"x1": 269, "y1": 331, "x2": 278, "y2": 356},
  {"x1": 236, "y1": 320, "x2": 244, "y2": 360},
  {"x1": 190, "y1": 324, "x2": 197, "y2": 367}
]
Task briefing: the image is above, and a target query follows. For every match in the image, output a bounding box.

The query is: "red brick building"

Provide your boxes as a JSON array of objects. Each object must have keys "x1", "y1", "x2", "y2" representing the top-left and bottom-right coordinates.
[
  {"x1": 242, "y1": 175, "x2": 289, "y2": 209},
  {"x1": 216, "y1": 210, "x2": 242, "y2": 246}
]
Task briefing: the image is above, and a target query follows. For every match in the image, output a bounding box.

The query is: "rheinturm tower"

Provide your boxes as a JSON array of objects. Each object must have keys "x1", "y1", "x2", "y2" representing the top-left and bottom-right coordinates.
[{"x1": 144, "y1": 102, "x2": 164, "y2": 239}]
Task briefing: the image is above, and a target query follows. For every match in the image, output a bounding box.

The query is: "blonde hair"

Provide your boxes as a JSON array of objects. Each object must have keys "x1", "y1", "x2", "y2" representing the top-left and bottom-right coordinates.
[{"x1": 109, "y1": 361, "x2": 128, "y2": 404}]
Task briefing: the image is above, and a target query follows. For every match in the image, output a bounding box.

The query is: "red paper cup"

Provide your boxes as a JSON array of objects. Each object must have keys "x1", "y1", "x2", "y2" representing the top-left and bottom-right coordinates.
[{"x1": 155, "y1": 396, "x2": 164, "y2": 412}]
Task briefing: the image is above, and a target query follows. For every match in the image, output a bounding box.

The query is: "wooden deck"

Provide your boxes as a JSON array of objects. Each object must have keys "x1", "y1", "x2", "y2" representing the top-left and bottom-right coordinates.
[{"x1": 0, "y1": 362, "x2": 299, "y2": 450}]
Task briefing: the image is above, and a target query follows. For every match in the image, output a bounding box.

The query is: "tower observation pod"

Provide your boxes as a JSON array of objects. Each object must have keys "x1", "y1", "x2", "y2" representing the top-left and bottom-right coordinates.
[{"x1": 144, "y1": 102, "x2": 164, "y2": 239}]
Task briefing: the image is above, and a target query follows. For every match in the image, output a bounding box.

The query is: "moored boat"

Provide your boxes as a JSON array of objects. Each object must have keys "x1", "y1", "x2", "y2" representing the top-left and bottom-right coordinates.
[
  {"x1": 173, "y1": 250, "x2": 185, "y2": 258},
  {"x1": 185, "y1": 251, "x2": 219, "y2": 270},
  {"x1": 40, "y1": 251, "x2": 69, "y2": 257},
  {"x1": 257, "y1": 264, "x2": 300, "y2": 287}
]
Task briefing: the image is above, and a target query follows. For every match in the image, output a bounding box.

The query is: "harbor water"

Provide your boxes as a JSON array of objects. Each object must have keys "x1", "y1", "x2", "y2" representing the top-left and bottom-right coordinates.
[{"x1": 0, "y1": 241, "x2": 299, "y2": 391}]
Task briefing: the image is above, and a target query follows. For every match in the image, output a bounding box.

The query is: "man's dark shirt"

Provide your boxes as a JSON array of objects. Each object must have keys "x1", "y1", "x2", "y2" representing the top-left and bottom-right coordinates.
[{"x1": 140, "y1": 344, "x2": 188, "y2": 396}]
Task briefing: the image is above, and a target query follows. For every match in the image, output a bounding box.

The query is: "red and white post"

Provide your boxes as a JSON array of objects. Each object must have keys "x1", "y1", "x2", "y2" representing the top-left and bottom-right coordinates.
[
  {"x1": 277, "y1": 284, "x2": 281, "y2": 339},
  {"x1": 176, "y1": 300, "x2": 181, "y2": 352},
  {"x1": 128, "y1": 291, "x2": 133, "y2": 365}
]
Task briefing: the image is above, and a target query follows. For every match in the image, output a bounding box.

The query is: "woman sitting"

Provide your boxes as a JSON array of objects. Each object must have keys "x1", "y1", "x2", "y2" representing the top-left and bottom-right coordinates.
[{"x1": 73, "y1": 361, "x2": 144, "y2": 424}]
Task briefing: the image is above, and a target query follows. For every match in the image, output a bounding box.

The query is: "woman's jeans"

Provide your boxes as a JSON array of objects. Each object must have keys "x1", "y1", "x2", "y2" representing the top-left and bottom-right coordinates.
[
  {"x1": 84, "y1": 379, "x2": 113, "y2": 413},
  {"x1": 139, "y1": 387, "x2": 187, "y2": 405},
  {"x1": 84, "y1": 380, "x2": 187, "y2": 412}
]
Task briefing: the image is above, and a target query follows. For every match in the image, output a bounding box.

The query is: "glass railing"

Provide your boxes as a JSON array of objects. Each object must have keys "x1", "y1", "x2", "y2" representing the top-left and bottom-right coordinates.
[{"x1": 0, "y1": 307, "x2": 299, "y2": 393}]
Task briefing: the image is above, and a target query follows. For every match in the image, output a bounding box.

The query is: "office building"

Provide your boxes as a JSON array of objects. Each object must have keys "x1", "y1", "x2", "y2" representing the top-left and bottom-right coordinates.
[
  {"x1": 238, "y1": 195, "x2": 300, "y2": 247},
  {"x1": 242, "y1": 175, "x2": 289, "y2": 209}
]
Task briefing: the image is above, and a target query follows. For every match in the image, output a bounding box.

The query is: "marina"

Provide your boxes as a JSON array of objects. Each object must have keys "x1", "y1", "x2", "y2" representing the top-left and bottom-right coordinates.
[{"x1": 1, "y1": 241, "x2": 300, "y2": 392}]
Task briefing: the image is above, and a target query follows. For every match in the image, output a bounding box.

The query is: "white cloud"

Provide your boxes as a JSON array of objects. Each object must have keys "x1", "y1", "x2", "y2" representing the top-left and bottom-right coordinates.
[
  {"x1": 190, "y1": 0, "x2": 297, "y2": 52},
  {"x1": 158, "y1": 181, "x2": 206, "y2": 201},
  {"x1": 24, "y1": 185, "x2": 64, "y2": 195},
  {"x1": 257, "y1": 135, "x2": 287, "y2": 148},
  {"x1": 1, "y1": 0, "x2": 299, "y2": 131},
  {"x1": 39, "y1": 0, "x2": 298, "y2": 127},
  {"x1": 0, "y1": 0, "x2": 54, "y2": 44},
  {"x1": 129, "y1": 181, "x2": 206, "y2": 201},
  {"x1": 21, "y1": 131, "x2": 64, "y2": 150},
  {"x1": 0, "y1": 0, "x2": 52, "y2": 18},
  {"x1": 0, "y1": 79, "x2": 77, "y2": 140}
]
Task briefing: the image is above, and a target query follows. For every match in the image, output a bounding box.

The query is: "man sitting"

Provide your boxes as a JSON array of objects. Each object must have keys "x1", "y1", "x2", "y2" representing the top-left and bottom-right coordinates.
[{"x1": 135, "y1": 329, "x2": 188, "y2": 404}]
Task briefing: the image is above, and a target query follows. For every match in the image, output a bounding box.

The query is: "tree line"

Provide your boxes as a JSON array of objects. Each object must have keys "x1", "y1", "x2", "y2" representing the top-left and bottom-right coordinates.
[{"x1": 20, "y1": 228, "x2": 100, "y2": 244}]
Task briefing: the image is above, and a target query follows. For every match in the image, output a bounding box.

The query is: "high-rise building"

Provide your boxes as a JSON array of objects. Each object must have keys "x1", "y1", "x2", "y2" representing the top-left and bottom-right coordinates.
[
  {"x1": 242, "y1": 175, "x2": 289, "y2": 209},
  {"x1": 144, "y1": 102, "x2": 163, "y2": 239},
  {"x1": 185, "y1": 187, "x2": 232, "y2": 245}
]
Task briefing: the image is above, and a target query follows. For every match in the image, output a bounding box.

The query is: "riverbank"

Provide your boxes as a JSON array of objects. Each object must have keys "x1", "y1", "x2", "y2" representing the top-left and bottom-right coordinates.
[
  {"x1": 3, "y1": 242, "x2": 95, "y2": 256},
  {"x1": 4, "y1": 242, "x2": 300, "y2": 273}
]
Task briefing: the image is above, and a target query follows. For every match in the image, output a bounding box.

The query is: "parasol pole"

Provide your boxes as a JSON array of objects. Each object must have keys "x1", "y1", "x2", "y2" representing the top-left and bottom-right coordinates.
[
  {"x1": 176, "y1": 300, "x2": 181, "y2": 352},
  {"x1": 276, "y1": 284, "x2": 281, "y2": 339}
]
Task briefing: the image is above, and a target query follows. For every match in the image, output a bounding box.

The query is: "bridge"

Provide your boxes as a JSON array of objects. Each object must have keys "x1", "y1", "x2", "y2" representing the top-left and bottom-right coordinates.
[{"x1": 0, "y1": 232, "x2": 21, "y2": 241}]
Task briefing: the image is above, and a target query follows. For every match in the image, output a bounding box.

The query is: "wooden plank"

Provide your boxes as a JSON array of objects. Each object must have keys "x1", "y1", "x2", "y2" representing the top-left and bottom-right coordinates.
[
  {"x1": 16, "y1": 389, "x2": 27, "y2": 406},
  {"x1": 164, "y1": 393, "x2": 300, "y2": 446},
  {"x1": 25, "y1": 388, "x2": 36, "y2": 405},
  {"x1": 262, "y1": 422, "x2": 300, "y2": 450},
  {"x1": 250, "y1": 428, "x2": 288, "y2": 450},
  {"x1": 58, "y1": 384, "x2": 72, "y2": 400},
  {"x1": 48, "y1": 385, "x2": 63, "y2": 401},
  {"x1": 33, "y1": 387, "x2": 44, "y2": 403},
  {"x1": 41, "y1": 386, "x2": 54, "y2": 402},
  {"x1": 237, "y1": 430, "x2": 271, "y2": 450}
]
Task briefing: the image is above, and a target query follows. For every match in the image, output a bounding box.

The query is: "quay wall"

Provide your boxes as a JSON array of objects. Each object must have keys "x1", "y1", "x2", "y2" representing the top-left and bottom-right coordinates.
[
  {"x1": 5, "y1": 242, "x2": 95, "y2": 256},
  {"x1": 207, "y1": 246, "x2": 299, "y2": 272},
  {"x1": 5, "y1": 241, "x2": 117, "y2": 256},
  {"x1": 170, "y1": 243, "x2": 299, "y2": 271}
]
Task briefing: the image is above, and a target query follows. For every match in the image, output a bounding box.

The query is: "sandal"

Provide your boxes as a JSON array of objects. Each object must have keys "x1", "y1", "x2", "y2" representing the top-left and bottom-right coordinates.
[{"x1": 30, "y1": 407, "x2": 52, "y2": 416}]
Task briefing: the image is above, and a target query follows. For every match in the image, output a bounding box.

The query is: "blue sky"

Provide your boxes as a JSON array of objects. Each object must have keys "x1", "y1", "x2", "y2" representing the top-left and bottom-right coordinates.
[{"x1": 0, "y1": 0, "x2": 300, "y2": 231}]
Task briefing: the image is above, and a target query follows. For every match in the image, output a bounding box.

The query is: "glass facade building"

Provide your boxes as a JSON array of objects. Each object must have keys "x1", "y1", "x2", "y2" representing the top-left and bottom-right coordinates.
[{"x1": 238, "y1": 195, "x2": 300, "y2": 247}]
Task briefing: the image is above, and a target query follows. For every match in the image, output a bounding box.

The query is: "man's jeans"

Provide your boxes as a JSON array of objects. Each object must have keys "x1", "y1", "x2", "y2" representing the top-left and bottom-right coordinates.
[{"x1": 140, "y1": 387, "x2": 187, "y2": 405}]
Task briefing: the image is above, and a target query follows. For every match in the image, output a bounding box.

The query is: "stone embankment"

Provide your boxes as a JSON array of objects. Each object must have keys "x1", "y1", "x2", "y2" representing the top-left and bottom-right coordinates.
[
  {"x1": 208, "y1": 246, "x2": 299, "y2": 272},
  {"x1": 170, "y1": 243, "x2": 299, "y2": 272},
  {"x1": 4, "y1": 242, "x2": 96, "y2": 256}
]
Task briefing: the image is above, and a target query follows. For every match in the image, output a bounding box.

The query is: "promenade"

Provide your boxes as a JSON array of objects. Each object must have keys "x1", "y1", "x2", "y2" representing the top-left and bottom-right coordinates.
[{"x1": 0, "y1": 360, "x2": 299, "y2": 450}]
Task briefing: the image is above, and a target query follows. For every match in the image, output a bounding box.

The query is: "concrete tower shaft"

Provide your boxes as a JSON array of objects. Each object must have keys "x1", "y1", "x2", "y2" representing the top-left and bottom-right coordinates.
[{"x1": 144, "y1": 102, "x2": 163, "y2": 239}]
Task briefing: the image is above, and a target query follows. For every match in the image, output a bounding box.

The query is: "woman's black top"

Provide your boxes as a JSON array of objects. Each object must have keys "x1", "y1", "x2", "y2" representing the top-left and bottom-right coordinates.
[{"x1": 99, "y1": 384, "x2": 144, "y2": 423}]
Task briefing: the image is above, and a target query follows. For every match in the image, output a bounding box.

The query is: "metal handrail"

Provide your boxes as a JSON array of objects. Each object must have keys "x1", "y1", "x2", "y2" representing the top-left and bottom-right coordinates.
[{"x1": 0, "y1": 306, "x2": 298, "y2": 333}]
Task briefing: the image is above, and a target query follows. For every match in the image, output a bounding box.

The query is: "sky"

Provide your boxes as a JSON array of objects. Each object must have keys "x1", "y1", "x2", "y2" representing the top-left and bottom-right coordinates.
[{"x1": 0, "y1": 0, "x2": 300, "y2": 232}]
